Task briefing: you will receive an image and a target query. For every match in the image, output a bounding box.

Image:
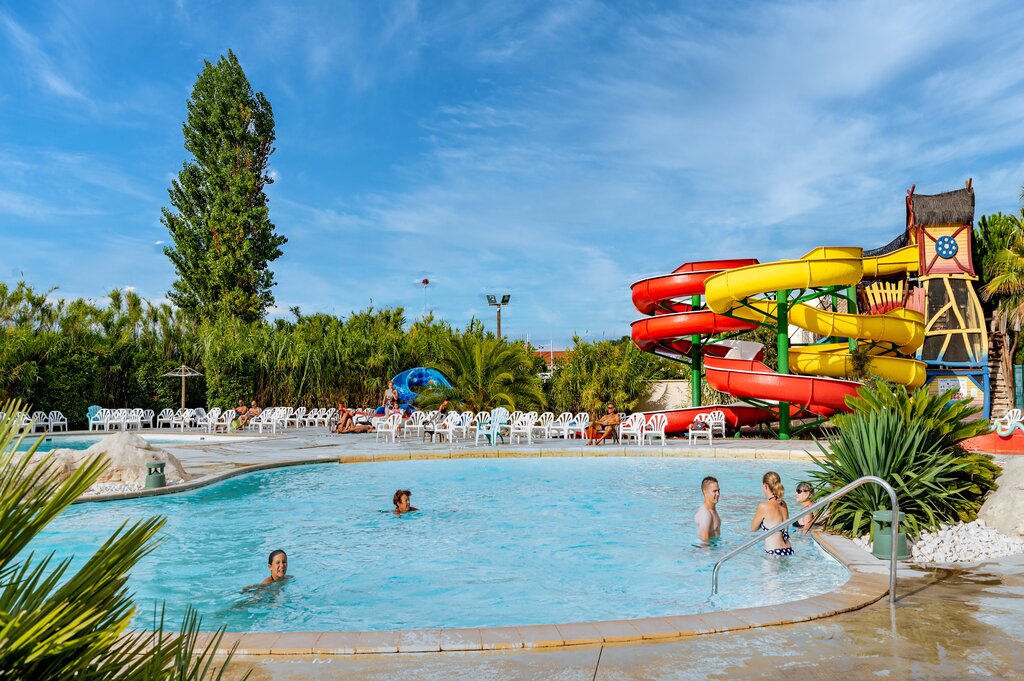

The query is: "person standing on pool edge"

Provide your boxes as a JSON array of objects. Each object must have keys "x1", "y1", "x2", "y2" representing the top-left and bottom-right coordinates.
[{"x1": 694, "y1": 476, "x2": 721, "y2": 542}]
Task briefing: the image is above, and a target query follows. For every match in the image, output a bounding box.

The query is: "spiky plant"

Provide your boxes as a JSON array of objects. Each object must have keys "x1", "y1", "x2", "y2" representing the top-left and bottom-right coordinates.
[
  {"x1": 810, "y1": 385, "x2": 999, "y2": 537},
  {"x1": 0, "y1": 401, "x2": 247, "y2": 680}
]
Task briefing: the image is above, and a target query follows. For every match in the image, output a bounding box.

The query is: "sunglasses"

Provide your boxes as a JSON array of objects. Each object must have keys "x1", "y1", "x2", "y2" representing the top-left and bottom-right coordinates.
[{"x1": 797, "y1": 488, "x2": 812, "y2": 494}]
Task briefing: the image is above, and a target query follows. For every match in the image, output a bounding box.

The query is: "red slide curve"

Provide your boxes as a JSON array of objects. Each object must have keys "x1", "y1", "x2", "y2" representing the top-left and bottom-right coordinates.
[{"x1": 631, "y1": 260, "x2": 862, "y2": 435}]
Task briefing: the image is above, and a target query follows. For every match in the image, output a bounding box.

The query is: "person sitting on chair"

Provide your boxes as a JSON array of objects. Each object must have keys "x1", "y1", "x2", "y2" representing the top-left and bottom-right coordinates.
[{"x1": 586, "y1": 403, "x2": 621, "y2": 445}]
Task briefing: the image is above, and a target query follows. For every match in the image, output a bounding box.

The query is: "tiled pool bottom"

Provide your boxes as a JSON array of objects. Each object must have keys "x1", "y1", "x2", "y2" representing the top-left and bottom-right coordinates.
[{"x1": 27, "y1": 458, "x2": 847, "y2": 633}]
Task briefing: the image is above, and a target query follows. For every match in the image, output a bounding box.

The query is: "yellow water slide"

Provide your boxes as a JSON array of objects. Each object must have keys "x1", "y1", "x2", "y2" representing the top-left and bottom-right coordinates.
[{"x1": 703, "y1": 245, "x2": 927, "y2": 388}]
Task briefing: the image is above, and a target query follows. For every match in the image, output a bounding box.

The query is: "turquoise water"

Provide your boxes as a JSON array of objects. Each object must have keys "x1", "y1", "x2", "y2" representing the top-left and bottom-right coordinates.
[
  {"x1": 25, "y1": 458, "x2": 846, "y2": 632},
  {"x1": 17, "y1": 434, "x2": 212, "y2": 452}
]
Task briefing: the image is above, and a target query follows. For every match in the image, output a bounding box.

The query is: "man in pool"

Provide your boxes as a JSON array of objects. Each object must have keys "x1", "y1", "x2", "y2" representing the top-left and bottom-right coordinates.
[
  {"x1": 694, "y1": 476, "x2": 721, "y2": 542},
  {"x1": 393, "y1": 489, "x2": 418, "y2": 515}
]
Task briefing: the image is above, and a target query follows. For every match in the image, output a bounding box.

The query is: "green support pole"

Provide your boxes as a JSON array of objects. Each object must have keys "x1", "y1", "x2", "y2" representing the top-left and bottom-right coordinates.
[
  {"x1": 777, "y1": 289, "x2": 791, "y2": 440},
  {"x1": 691, "y1": 294, "x2": 702, "y2": 407},
  {"x1": 846, "y1": 286, "x2": 858, "y2": 355}
]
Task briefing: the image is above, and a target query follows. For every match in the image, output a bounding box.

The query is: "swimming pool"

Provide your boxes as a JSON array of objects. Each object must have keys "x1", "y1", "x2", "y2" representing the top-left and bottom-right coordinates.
[
  {"x1": 25, "y1": 458, "x2": 846, "y2": 633},
  {"x1": 15, "y1": 433, "x2": 259, "y2": 453}
]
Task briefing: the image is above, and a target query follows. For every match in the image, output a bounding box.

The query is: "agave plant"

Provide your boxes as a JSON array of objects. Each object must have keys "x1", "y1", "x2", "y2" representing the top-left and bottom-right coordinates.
[
  {"x1": 810, "y1": 384, "x2": 999, "y2": 537},
  {"x1": 0, "y1": 401, "x2": 247, "y2": 680}
]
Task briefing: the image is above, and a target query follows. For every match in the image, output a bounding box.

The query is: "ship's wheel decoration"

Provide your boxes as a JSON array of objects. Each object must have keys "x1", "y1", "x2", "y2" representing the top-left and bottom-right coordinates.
[{"x1": 935, "y1": 235, "x2": 958, "y2": 259}]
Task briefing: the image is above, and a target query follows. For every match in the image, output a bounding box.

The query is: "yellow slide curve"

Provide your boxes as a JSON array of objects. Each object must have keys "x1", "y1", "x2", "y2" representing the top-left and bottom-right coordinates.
[{"x1": 703, "y1": 245, "x2": 927, "y2": 389}]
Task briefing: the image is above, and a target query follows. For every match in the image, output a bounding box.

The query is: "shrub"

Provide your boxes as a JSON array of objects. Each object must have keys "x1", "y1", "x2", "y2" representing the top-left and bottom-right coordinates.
[
  {"x1": 810, "y1": 383, "x2": 999, "y2": 537},
  {"x1": 0, "y1": 400, "x2": 247, "y2": 679}
]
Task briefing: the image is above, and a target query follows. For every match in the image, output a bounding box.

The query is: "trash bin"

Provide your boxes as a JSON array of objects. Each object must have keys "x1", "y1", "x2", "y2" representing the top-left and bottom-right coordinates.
[
  {"x1": 145, "y1": 461, "x2": 166, "y2": 489},
  {"x1": 871, "y1": 510, "x2": 910, "y2": 560}
]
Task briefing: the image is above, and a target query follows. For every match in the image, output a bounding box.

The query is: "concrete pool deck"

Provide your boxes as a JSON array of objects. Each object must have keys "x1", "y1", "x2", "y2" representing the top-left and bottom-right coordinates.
[{"x1": 44, "y1": 428, "x2": 1024, "y2": 678}]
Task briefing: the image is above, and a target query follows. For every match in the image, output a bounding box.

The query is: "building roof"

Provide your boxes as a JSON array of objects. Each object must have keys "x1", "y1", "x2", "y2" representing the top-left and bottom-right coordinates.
[{"x1": 910, "y1": 186, "x2": 975, "y2": 226}]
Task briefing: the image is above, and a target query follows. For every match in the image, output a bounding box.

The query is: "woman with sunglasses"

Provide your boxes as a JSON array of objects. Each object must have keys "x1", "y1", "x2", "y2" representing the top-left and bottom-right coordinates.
[{"x1": 792, "y1": 481, "x2": 816, "y2": 532}]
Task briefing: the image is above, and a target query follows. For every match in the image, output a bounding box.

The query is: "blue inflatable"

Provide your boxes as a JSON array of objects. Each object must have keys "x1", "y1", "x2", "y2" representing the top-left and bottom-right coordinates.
[{"x1": 375, "y1": 367, "x2": 452, "y2": 414}]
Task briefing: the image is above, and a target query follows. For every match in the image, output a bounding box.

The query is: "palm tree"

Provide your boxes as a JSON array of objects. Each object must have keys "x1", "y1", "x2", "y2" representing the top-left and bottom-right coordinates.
[
  {"x1": 0, "y1": 400, "x2": 246, "y2": 679},
  {"x1": 979, "y1": 210, "x2": 1024, "y2": 403},
  {"x1": 423, "y1": 334, "x2": 545, "y2": 413}
]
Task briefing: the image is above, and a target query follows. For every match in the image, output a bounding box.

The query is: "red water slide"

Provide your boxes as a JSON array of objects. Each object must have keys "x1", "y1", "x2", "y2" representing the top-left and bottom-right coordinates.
[{"x1": 630, "y1": 260, "x2": 861, "y2": 434}]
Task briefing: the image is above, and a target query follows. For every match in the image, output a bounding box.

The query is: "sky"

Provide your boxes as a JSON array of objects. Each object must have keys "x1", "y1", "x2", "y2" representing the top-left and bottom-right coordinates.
[{"x1": 3, "y1": 0, "x2": 1024, "y2": 347}]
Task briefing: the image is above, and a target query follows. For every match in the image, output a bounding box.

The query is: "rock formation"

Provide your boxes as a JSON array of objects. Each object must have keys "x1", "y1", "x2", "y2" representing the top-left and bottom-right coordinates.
[
  {"x1": 979, "y1": 458, "x2": 1024, "y2": 537},
  {"x1": 26, "y1": 432, "x2": 191, "y2": 486}
]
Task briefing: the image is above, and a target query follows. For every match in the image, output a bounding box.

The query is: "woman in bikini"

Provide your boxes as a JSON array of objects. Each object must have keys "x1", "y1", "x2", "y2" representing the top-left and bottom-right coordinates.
[{"x1": 750, "y1": 471, "x2": 793, "y2": 556}]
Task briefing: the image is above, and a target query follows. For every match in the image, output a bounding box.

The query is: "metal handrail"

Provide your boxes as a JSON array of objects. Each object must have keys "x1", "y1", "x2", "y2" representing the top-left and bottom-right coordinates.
[{"x1": 711, "y1": 475, "x2": 900, "y2": 604}]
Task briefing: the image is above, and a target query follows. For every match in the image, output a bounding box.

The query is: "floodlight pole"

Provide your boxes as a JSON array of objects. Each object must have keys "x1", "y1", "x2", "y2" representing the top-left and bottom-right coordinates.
[{"x1": 487, "y1": 294, "x2": 511, "y2": 338}]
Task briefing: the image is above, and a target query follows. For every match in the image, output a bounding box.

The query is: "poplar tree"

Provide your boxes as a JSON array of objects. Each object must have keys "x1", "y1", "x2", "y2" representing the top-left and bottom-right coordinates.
[{"x1": 161, "y1": 50, "x2": 286, "y2": 323}]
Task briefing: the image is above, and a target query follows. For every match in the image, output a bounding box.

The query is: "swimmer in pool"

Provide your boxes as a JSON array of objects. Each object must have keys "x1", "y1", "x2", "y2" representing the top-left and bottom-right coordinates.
[
  {"x1": 393, "y1": 489, "x2": 418, "y2": 515},
  {"x1": 694, "y1": 475, "x2": 721, "y2": 543},
  {"x1": 261, "y1": 549, "x2": 289, "y2": 585}
]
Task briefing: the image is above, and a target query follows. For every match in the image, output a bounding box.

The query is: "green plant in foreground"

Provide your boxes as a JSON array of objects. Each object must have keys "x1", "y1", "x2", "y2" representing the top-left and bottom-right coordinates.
[
  {"x1": 810, "y1": 384, "x2": 999, "y2": 538},
  {"x1": 0, "y1": 401, "x2": 247, "y2": 680}
]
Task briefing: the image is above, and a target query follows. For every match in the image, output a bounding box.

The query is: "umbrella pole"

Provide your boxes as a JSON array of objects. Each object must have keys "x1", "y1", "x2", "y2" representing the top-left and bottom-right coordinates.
[{"x1": 180, "y1": 374, "x2": 186, "y2": 411}]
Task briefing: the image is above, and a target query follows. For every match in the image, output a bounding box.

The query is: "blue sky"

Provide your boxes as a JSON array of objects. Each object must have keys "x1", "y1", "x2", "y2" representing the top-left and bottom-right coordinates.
[{"x1": 3, "y1": 0, "x2": 1024, "y2": 347}]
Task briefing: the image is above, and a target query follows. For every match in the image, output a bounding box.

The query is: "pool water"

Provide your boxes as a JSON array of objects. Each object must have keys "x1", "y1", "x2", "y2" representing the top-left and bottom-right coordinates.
[
  {"x1": 15, "y1": 434, "x2": 246, "y2": 452},
  {"x1": 25, "y1": 458, "x2": 846, "y2": 633}
]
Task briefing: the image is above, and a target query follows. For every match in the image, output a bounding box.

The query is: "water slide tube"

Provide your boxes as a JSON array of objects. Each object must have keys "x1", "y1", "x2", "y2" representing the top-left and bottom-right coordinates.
[
  {"x1": 374, "y1": 367, "x2": 453, "y2": 415},
  {"x1": 631, "y1": 246, "x2": 926, "y2": 434}
]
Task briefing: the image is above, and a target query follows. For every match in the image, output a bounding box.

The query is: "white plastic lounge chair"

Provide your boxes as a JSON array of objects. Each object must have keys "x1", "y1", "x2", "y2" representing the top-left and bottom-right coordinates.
[
  {"x1": 619, "y1": 413, "x2": 646, "y2": 445},
  {"x1": 47, "y1": 411, "x2": 68, "y2": 432},
  {"x1": 171, "y1": 409, "x2": 195, "y2": 430},
  {"x1": 644, "y1": 413, "x2": 668, "y2": 446}
]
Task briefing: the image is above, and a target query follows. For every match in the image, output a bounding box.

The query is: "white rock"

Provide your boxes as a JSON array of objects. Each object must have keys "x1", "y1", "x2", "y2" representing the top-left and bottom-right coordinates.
[
  {"x1": 979, "y1": 458, "x2": 1024, "y2": 538},
  {"x1": 21, "y1": 432, "x2": 191, "y2": 487}
]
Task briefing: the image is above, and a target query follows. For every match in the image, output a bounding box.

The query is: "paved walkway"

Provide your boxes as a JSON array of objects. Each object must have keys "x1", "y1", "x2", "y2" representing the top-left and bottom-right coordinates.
[
  {"x1": 221, "y1": 557, "x2": 1024, "y2": 680},
  {"x1": 133, "y1": 427, "x2": 821, "y2": 480}
]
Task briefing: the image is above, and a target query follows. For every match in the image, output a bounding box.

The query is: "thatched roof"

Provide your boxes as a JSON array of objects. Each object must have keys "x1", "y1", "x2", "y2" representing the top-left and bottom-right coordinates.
[{"x1": 910, "y1": 187, "x2": 975, "y2": 226}]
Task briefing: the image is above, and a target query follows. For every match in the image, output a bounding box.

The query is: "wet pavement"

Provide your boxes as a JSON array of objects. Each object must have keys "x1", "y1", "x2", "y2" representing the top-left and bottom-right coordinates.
[{"x1": 221, "y1": 557, "x2": 1024, "y2": 680}]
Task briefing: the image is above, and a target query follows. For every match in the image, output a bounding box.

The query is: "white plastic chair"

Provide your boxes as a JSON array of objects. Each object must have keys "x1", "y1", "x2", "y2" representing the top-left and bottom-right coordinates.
[
  {"x1": 156, "y1": 409, "x2": 175, "y2": 428},
  {"x1": 172, "y1": 409, "x2": 196, "y2": 430},
  {"x1": 284, "y1": 407, "x2": 305, "y2": 428},
  {"x1": 619, "y1": 413, "x2": 646, "y2": 445},
  {"x1": 644, "y1": 413, "x2": 668, "y2": 446},
  {"x1": 707, "y1": 410, "x2": 727, "y2": 437},
  {"x1": 508, "y1": 412, "x2": 535, "y2": 444},
  {"x1": 549, "y1": 412, "x2": 573, "y2": 438},
  {"x1": 30, "y1": 411, "x2": 49, "y2": 433},
  {"x1": 687, "y1": 413, "x2": 711, "y2": 445},
  {"x1": 531, "y1": 412, "x2": 555, "y2": 440},
  {"x1": 89, "y1": 408, "x2": 110, "y2": 431},
  {"x1": 995, "y1": 408, "x2": 1022, "y2": 430},
  {"x1": 197, "y1": 407, "x2": 221, "y2": 430},
  {"x1": 375, "y1": 413, "x2": 401, "y2": 443},
  {"x1": 570, "y1": 412, "x2": 590, "y2": 439},
  {"x1": 47, "y1": 411, "x2": 68, "y2": 432},
  {"x1": 209, "y1": 409, "x2": 235, "y2": 432}
]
